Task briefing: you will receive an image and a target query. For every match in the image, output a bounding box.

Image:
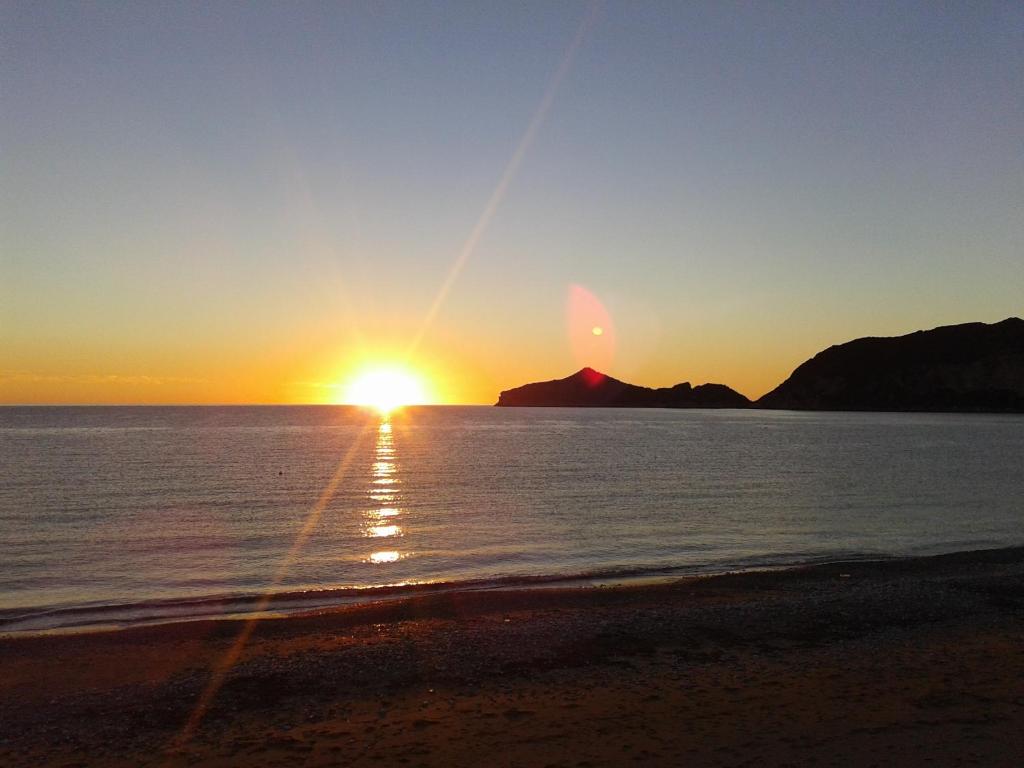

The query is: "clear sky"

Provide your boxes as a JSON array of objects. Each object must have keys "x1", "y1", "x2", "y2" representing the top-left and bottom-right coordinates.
[{"x1": 3, "y1": 1, "x2": 1022, "y2": 404}]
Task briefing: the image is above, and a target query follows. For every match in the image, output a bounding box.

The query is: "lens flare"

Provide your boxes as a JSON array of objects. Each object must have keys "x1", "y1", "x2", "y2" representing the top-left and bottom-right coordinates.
[{"x1": 567, "y1": 284, "x2": 615, "y2": 372}]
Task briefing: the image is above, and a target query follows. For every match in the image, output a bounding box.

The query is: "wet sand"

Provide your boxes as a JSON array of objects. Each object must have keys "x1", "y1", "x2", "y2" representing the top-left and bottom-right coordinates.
[{"x1": 2, "y1": 547, "x2": 1023, "y2": 767}]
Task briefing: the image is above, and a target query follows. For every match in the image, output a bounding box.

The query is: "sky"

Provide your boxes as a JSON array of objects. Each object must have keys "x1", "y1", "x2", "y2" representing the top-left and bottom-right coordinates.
[{"x1": 2, "y1": 1, "x2": 1022, "y2": 404}]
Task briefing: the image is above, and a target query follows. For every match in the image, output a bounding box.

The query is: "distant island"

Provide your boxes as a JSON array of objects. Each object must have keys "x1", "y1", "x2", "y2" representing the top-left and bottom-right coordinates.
[
  {"x1": 496, "y1": 367, "x2": 750, "y2": 408},
  {"x1": 496, "y1": 318, "x2": 1024, "y2": 413}
]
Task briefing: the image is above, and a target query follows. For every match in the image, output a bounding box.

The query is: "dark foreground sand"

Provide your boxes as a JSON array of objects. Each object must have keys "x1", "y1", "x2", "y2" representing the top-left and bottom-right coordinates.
[{"x1": 2, "y1": 548, "x2": 1023, "y2": 767}]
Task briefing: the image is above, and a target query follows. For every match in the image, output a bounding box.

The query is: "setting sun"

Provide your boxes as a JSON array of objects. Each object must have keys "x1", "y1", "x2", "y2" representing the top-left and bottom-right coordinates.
[{"x1": 341, "y1": 366, "x2": 428, "y2": 413}]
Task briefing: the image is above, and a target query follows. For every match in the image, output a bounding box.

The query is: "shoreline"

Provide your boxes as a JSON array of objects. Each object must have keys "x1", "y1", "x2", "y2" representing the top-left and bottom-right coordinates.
[
  {"x1": 3, "y1": 544, "x2": 1024, "y2": 766},
  {"x1": 6, "y1": 544, "x2": 1024, "y2": 636}
]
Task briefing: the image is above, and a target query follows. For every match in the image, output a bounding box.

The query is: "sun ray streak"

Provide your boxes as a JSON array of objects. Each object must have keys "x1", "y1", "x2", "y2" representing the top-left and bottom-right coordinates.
[
  {"x1": 165, "y1": 7, "x2": 602, "y2": 754},
  {"x1": 166, "y1": 419, "x2": 375, "y2": 756},
  {"x1": 406, "y1": 3, "x2": 600, "y2": 357}
]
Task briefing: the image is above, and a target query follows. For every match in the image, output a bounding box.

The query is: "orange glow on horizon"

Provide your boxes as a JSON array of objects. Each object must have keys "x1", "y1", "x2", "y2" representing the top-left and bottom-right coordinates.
[{"x1": 0, "y1": 314, "x2": 817, "y2": 407}]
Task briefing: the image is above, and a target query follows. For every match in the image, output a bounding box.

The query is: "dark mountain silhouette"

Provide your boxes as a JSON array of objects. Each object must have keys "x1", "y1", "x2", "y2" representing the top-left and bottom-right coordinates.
[
  {"x1": 757, "y1": 318, "x2": 1024, "y2": 412},
  {"x1": 496, "y1": 319, "x2": 1024, "y2": 412},
  {"x1": 495, "y1": 367, "x2": 751, "y2": 408}
]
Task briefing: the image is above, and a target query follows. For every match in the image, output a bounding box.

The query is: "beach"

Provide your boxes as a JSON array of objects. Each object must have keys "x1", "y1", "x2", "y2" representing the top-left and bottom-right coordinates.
[
  {"x1": 7, "y1": 3, "x2": 1023, "y2": 766},
  {"x1": 2, "y1": 547, "x2": 1023, "y2": 767}
]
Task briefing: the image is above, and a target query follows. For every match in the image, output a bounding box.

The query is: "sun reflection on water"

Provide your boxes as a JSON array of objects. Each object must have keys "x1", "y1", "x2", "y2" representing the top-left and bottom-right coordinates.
[{"x1": 364, "y1": 418, "x2": 407, "y2": 564}]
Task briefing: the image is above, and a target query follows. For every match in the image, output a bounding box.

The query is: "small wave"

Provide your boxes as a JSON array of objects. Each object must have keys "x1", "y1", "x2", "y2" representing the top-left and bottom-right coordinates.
[{"x1": 0, "y1": 549, "x2": 900, "y2": 635}]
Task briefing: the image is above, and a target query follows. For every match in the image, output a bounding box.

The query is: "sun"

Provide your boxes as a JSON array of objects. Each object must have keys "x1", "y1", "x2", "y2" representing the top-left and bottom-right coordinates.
[{"x1": 341, "y1": 366, "x2": 428, "y2": 413}]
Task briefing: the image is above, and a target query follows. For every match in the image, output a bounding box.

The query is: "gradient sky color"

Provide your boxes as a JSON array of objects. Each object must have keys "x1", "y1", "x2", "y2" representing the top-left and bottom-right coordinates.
[{"x1": 3, "y1": 1, "x2": 1022, "y2": 404}]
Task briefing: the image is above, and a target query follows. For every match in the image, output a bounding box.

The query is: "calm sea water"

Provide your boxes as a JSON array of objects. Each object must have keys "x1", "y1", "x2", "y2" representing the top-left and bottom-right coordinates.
[{"x1": 1, "y1": 406, "x2": 1022, "y2": 632}]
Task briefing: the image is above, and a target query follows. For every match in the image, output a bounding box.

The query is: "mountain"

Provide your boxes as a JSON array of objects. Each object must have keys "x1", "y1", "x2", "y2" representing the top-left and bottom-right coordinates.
[
  {"x1": 757, "y1": 318, "x2": 1024, "y2": 412},
  {"x1": 495, "y1": 367, "x2": 751, "y2": 408}
]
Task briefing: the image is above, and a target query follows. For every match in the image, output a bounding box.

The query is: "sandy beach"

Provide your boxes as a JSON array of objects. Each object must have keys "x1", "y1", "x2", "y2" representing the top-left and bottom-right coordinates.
[{"x1": 2, "y1": 547, "x2": 1023, "y2": 767}]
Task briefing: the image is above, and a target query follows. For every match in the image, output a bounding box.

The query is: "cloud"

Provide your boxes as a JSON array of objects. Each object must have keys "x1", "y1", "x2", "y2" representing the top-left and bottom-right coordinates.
[{"x1": 0, "y1": 372, "x2": 209, "y2": 386}]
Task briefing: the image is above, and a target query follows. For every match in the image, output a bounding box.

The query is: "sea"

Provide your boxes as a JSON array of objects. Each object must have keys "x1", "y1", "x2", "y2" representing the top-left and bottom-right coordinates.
[{"x1": 2, "y1": 406, "x2": 1022, "y2": 633}]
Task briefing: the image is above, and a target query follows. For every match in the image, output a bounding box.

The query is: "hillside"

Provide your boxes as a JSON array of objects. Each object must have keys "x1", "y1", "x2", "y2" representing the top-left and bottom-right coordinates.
[{"x1": 757, "y1": 318, "x2": 1024, "y2": 412}]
